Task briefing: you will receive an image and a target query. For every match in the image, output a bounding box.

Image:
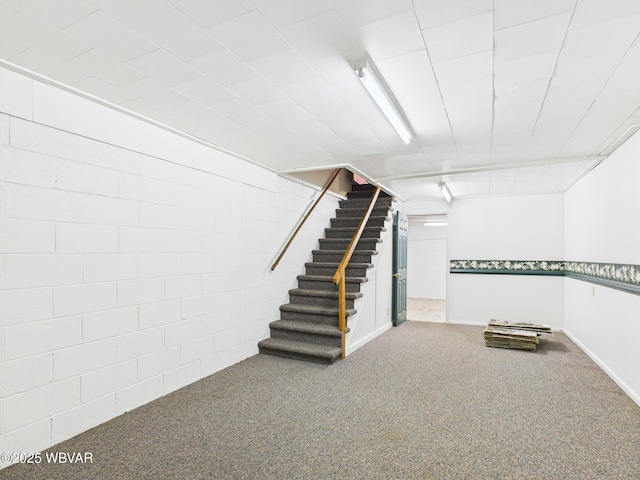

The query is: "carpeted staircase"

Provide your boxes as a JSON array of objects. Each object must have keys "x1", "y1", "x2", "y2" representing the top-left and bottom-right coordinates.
[{"x1": 258, "y1": 184, "x2": 394, "y2": 364}]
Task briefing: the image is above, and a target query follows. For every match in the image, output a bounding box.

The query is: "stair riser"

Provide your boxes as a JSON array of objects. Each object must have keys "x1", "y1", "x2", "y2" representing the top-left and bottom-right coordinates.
[
  {"x1": 331, "y1": 217, "x2": 388, "y2": 228},
  {"x1": 270, "y1": 328, "x2": 342, "y2": 348},
  {"x1": 298, "y1": 279, "x2": 362, "y2": 293},
  {"x1": 312, "y1": 252, "x2": 374, "y2": 263},
  {"x1": 258, "y1": 346, "x2": 336, "y2": 365},
  {"x1": 290, "y1": 294, "x2": 355, "y2": 309},
  {"x1": 280, "y1": 310, "x2": 339, "y2": 325},
  {"x1": 305, "y1": 265, "x2": 369, "y2": 277},
  {"x1": 318, "y1": 239, "x2": 380, "y2": 251},
  {"x1": 324, "y1": 228, "x2": 383, "y2": 239},
  {"x1": 335, "y1": 207, "x2": 391, "y2": 218}
]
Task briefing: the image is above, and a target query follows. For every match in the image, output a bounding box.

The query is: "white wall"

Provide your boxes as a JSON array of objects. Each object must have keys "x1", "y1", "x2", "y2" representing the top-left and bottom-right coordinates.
[
  {"x1": 0, "y1": 67, "x2": 339, "y2": 464},
  {"x1": 447, "y1": 194, "x2": 565, "y2": 328},
  {"x1": 407, "y1": 224, "x2": 447, "y2": 299},
  {"x1": 564, "y1": 131, "x2": 640, "y2": 406}
]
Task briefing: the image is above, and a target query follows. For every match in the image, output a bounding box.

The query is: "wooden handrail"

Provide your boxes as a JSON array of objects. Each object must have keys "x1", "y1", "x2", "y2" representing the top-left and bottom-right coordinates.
[
  {"x1": 333, "y1": 186, "x2": 381, "y2": 359},
  {"x1": 271, "y1": 168, "x2": 341, "y2": 271}
]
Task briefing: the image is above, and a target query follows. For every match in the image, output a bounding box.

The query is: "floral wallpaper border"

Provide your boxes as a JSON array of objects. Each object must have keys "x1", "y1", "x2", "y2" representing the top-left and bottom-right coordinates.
[{"x1": 450, "y1": 260, "x2": 640, "y2": 295}]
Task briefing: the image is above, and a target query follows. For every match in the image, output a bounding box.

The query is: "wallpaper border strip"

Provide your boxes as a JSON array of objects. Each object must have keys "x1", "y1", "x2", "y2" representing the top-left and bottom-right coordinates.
[{"x1": 450, "y1": 260, "x2": 640, "y2": 296}]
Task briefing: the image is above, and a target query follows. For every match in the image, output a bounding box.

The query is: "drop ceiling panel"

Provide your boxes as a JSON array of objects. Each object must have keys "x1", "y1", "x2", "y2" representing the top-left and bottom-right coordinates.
[
  {"x1": 249, "y1": 49, "x2": 317, "y2": 87},
  {"x1": 207, "y1": 10, "x2": 290, "y2": 62},
  {"x1": 5, "y1": 0, "x2": 97, "y2": 28},
  {"x1": 351, "y1": 11, "x2": 424, "y2": 61},
  {"x1": 414, "y1": 0, "x2": 493, "y2": 30},
  {"x1": 494, "y1": 12, "x2": 571, "y2": 61},
  {"x1": 173, "y1": 77, "x2": 238, "y2": 106},
  {"x1": 64, "y1": 11, "x2": 156, "y2": 61},
  {"x1": 1, "y1": 11, "x2": 91, "y2": 61},
  {"x1": 570, "y1": 0, "x2": 640, "y2": 30},
  {"x1": 278, "y1": 11, "x2": 361, "y2": 62},
  {"x1": 333, "y1": 0, "x2": 413, "y2": 30},
  {"x1": 188, "y1": 49, "x2": 261, "y2": 86},
  {"x1": 134, "y1": 9, "x2": 223, "y2": 62},
  {"x1": 127, "y1": 49, "x2": 202, "y2": 86},
  {"x1": 250, "y1": 0, "x2": 333, "y2": 29},
  {"x1": 169, "y1": 0, "x2": 255, "y2": 29},
  {"x1": 84, "y1": 0, "x2": 176, "y2": 28},
  {"x1": 72, "y1": 76, "x2": 140, "y2": 105},
  {"x1": 66, "y1": 49, "x2": 145, "y2": 87},
  {"x1": 422, "y1": 12, "x2": 493, "y2": 63},
  {"x1": 494, "y1": 0, "x2": 575, "y2": 30},
  {"x1": 8, "y1": 48, "x2": 89, "y2": 84}
]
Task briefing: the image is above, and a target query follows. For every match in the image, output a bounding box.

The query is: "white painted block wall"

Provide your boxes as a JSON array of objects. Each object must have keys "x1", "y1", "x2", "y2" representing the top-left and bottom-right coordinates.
[
  {"x1": 0, "y1": 67, "x2": 339, "y2": 465},
  {"x1": 446, "y1": 194, "x2": 566, "y2": 328},
  {"x1": 564, "y1": 131, "x2": 640, "y2": 406}
]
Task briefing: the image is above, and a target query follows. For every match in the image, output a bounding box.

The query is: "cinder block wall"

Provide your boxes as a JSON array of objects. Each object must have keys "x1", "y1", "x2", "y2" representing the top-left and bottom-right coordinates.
[{"x1": 0, "y1": 68, "x2": 339, "y2": 464}]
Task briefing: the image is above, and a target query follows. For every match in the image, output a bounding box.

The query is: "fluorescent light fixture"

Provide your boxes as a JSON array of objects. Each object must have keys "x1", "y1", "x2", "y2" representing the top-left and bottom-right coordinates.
[
  {"x1": 424, "y1": 222, "x2": 447, "y2": 227},
  {"x1": 355, "y1": 60, "x2": 413, "y2": 144},
  {"x1": 439, "y1": 182, "x2": 452, "y2": 202}
]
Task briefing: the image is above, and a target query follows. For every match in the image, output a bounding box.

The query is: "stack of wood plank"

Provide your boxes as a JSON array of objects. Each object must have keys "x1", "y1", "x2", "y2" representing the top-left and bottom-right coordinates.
[{"x1": 483, "y1": 319, "x2": 552, "y2": 351}]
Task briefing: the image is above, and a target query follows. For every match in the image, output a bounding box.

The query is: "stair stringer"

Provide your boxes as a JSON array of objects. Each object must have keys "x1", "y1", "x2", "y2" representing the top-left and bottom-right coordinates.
[{"x1": 344, "y1": 213, "x2": 394, "y2": 356}]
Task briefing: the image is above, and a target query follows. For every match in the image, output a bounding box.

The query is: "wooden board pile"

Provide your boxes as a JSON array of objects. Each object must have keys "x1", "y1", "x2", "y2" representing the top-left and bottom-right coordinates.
[{"x1": 483, "y1": 319, "x2": 552, "y2": 351}]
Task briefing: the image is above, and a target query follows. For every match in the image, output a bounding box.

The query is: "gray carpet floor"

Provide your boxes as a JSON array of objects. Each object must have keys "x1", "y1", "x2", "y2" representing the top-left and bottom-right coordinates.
[{"x1": 2, "y1": 321, "x2": 639, "y2": 479}]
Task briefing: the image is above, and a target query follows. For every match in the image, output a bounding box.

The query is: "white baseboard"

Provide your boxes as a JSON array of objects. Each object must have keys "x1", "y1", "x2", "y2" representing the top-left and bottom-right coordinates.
[
  {"x1": 564, "y1": 329, "x2": 640, "y2": 409},
  {"x1": 347, "y1": 322, "x2": 392, "y2": 356}
]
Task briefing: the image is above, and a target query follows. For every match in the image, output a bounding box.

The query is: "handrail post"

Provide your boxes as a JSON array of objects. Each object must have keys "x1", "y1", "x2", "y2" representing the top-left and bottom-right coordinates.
[
  {"x1": 271, "y1": 168, "x2": 341, "y2": 271},
  {"x1": 333, "y1": 186, "x2": 382, "y2": 359}
]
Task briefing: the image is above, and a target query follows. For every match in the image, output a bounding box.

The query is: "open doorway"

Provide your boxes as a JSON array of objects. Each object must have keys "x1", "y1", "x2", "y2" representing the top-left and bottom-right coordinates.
[{"x1": 407, "y1": 214, "x2": 447, "y2": 322}]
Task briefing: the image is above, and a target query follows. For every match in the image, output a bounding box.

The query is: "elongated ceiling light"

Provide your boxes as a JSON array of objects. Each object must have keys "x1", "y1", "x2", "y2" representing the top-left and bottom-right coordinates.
[
  {"x1": 439, "y1": 182, "x2": 452, "y2": 202},
  {"x1": 355, "y1": 60, "x2": 413, "y2": 144}
]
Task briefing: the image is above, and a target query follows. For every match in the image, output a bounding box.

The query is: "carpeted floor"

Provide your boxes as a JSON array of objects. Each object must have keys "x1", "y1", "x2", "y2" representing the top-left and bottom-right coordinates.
[{"x1": 2, "y1": 321, "x2": 639, "y2": 479}]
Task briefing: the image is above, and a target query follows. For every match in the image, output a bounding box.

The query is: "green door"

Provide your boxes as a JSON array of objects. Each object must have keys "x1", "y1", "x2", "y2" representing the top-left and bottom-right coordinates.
[{"x1": 392, "y1": 211, "x2": 408, "y2": 326}]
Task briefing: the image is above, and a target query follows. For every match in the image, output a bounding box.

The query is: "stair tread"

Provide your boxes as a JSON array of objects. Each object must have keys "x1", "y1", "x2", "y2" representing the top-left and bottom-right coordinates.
[
  {"x1": 305, "y1": 262, "x2": 374, "y2": 268},
  {"x1": 325, "y1": 226, "x2": 386, "y2": 231},
  {"x1": 280, "y1": 303, "x2": 356, "y2": 316},
  {"x1": 312, "y1": 249, "x2": 379, "y2": 254},
  {"x1": 258, "y1": 338, "x2": 342, "y2": 360},
  {"x1": 270, "y1": 320, "x2": 343, "y2": 337},
  {"x1": 289, "y1": 288, "x2": 363, "y2": 299},
  {"x1": 319, "y1": 238, "x2": 382, "y2": 243},
  {"x1": 297, "y1": 274, "x2": 368, "y2": 283}
]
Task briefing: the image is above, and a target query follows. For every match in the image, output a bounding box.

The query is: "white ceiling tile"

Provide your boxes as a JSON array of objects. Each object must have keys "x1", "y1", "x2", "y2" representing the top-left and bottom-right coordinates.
[
  {"x1": 422, "y1": 12, "x2": 493, "y2": 63},
  {"x1": 8, "y1": 48, "x2": 90, "y2": 84},
  {"x1": 65, "y1": 49, "x2": 145, "y2": 86},
  {"x1": 494, "y1": 0, "x2": 574, "y2": 31},
  {"x1": 64, "y1": 11, "x2": 157, "y2": 61},
  {"x1": 279, "y1": 10, "x2": 361, "y2": 62},
  {"x1": 433, "y1": 51, "x2": 492, "y2": 86},
  {"x1": 251, "y1": 0, "x2": 333, "y2": 29},
  {"x1": 351, "y1": 11, "x2": 424, "y2": 61},
  {"x1": 414, "y1": 0, "x2": 492, "y2": 30},
  {"x1": 161, "y1": 96, "x2": 217, "y2": 119},
  {"x1": 494, "y1": 12, "x2": 572, "y2": 62},
  {"x1": 134, "y1": 9, "x2": 223, "y2": 62},
  {"x1": 226, "y1": 77, "x2": 287, "y2": 106},
  {"x1": 85, "y1": 0, "x2": 176, "y2": 28},
  {"x1": 258, "y1": 99, "x2": 315, "y2": 123},
  {"x1": 281, "y1": 77, "x2": 346, "y2": 117},
  {"x1": 173, "y1": 77, "x2": 238, "y2": 106},
  {"x1": 249, "y1": 49, "x2": 317, "y2": 87},
  {"x1": 0, "y1": 2, "x2": 19, "y2": 21},
  {"x1": 0, "y1": 11, "x2": 91, "y2": 61},
  {"x1": 119, "y1": 97, "x2": 179, "y2": 122},
  {"x1": 0, "y1": 34, "x2": 28, "y2": 58},
  {"x1": 570, "y1": 0, "x2": 640, "y2": 30},
  {"x1": 207, "y1": 10, "x2": 290, "y2": 62},
  {"x1": 494, "y1": 51, "x2": 557, "y2": 91},
  {"x1": 333, "y1": 0, "x2": 413, "y2": 29},
  {"x1": 119, "y1": 76, "x2": 185, "y2": 104},
  {"x1": 127, "y1": 49, "x2": 202, "y2": 86},
  {"x1": 169, "y1": 0, "x2": 254, "y2": 29},
  {"x1": 5, "y1": 0, "x2": 96, "y2": 28},
  {"x1": 188, "y1": 48, "x2": 261, "y2": 86},
  {"x1": 72, "y1": 76, "x2": 140, "y2": 104}
]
